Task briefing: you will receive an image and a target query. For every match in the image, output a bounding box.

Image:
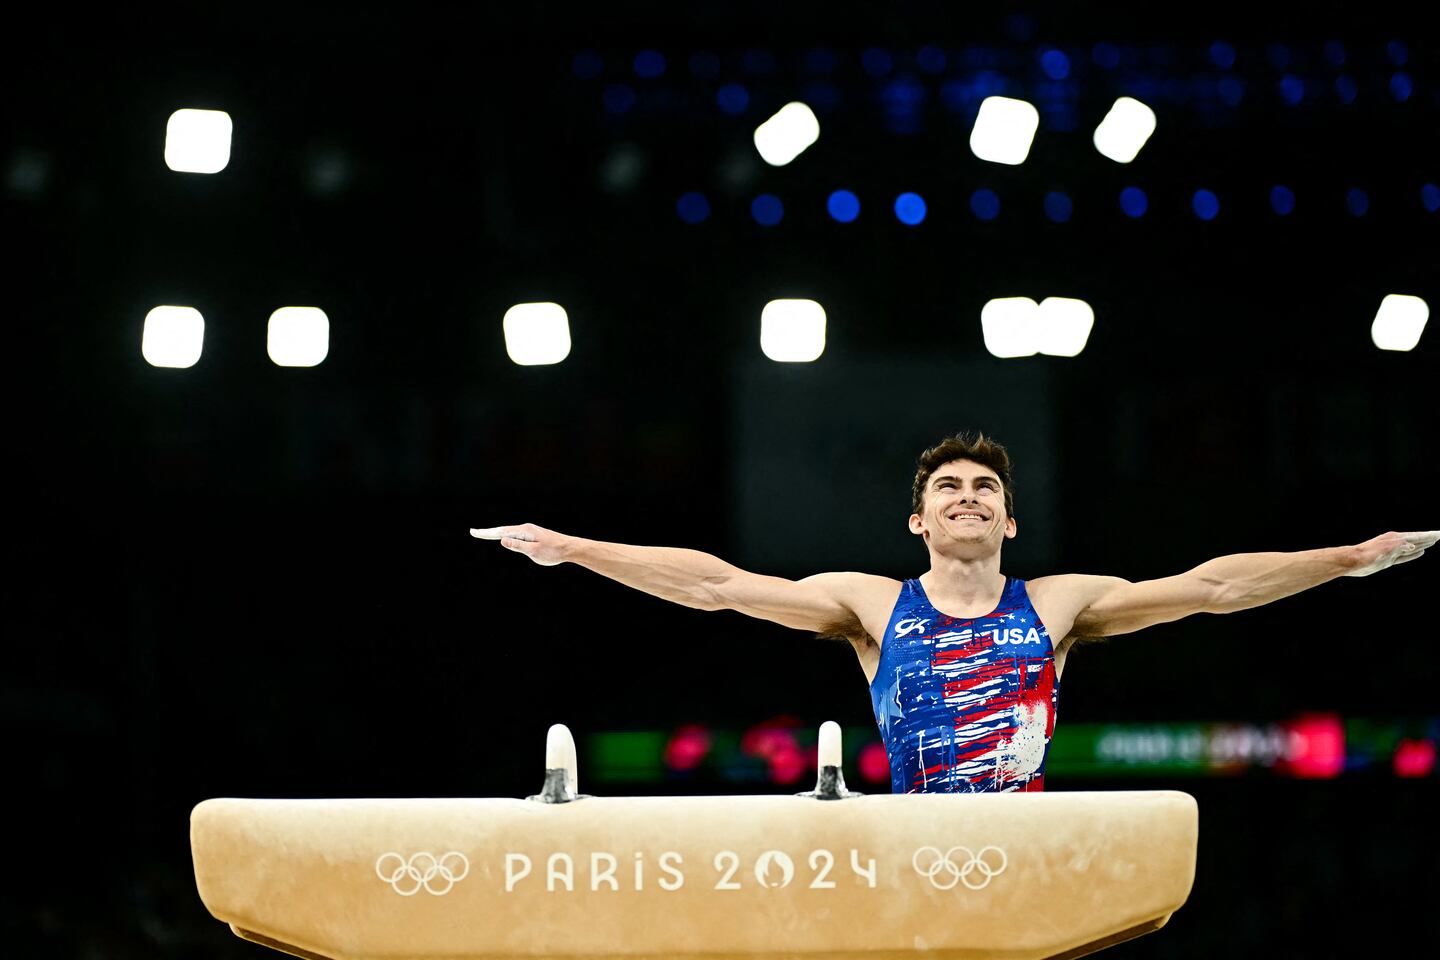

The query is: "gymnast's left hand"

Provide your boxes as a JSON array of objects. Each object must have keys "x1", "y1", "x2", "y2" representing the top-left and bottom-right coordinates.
[
  {"x1": 469, "y1": 522, "x2": 570, "y2": 566},
  {"x1": 1344, "y1": 530, "x2": 1439, "y2": 577}
]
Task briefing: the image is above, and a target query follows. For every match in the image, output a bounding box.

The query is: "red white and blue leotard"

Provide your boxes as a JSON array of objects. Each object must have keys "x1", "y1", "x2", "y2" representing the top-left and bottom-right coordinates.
[{"x1": 868, "y1": 577, "x2": 1060, "y2": 793}]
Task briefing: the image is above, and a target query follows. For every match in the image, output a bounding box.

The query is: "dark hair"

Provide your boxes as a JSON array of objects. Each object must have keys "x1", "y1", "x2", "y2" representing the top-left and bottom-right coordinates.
[{"x1": 910, "y1": 432, "x2": 1015, "y2": 519}]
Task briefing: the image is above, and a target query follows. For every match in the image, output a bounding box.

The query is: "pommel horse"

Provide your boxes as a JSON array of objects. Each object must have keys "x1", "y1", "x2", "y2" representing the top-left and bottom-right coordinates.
[{"x1": 191, "y1": 722, "x2": 1198, "y2": 960}]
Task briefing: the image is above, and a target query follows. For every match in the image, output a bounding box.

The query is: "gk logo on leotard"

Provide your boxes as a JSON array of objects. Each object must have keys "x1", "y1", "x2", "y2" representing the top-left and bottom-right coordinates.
[
  {"x1": 895, "y1": 617, "x2": 931, "y2": 638},
  {"x1": 375, "y1": 851, "x2": 470, "y2": 896},
  {"x1": 911, "y1": 845, "x2": 1008, "y2": 891}
]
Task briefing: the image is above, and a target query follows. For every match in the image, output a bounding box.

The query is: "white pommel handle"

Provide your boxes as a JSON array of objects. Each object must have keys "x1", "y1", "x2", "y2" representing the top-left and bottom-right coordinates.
[
  {"x1": 545, "y1": 723, "x2": 578, "y2": 796},
  {"x1": 818, "y1": 720, "x2": 842, "y2": 768},
  {"x1": 796, "y1": 720, "x2": 859, "y2": 799}
]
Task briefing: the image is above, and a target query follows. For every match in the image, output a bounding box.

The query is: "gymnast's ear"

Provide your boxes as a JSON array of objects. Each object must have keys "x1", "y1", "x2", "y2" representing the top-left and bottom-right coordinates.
[
  {"x1": 1005, "y1": 516, "x2": 1017, "y2": 539},
  {"x1": 907, "y1": 513, "x2": 926, "y2": 535}
]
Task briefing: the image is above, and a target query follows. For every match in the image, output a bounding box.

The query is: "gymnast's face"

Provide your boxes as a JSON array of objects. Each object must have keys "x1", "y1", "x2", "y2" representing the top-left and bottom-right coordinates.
[{"x1": 908, "y1": 458, "x2": 1016, "y2": 557}]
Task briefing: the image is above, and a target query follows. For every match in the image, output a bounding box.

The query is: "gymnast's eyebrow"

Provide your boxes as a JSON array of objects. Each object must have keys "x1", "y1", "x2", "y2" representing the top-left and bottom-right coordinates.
[{"x1": 931, "y1": 473, "x2": 1000, "y2": 488}]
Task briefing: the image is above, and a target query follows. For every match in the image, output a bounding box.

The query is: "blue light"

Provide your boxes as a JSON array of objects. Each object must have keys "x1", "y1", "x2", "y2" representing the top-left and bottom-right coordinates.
[
  {"x1": 571, "y1": 51, "x2": 604, "y2": 80},
  {"x1": 676, "y1": 192, "x2": 711, "y2": 224},
  {"x1": 1120, "y1": 186, "x2": 1148, "y2": 218},
  {"x1": 1391, "y1": 73, "x2": 1413, "y2": 102},
  {"x1": 1422, "y1": 184, "x2": 1440, "y2": 213},
  {"x1": 970, "y1": 188, "x2": 1001, "y2": 221},
  {"x1": 894, "y1": 192, "x2": 927, "y2": 225},
  {"x1": 751, "y1": 194, "x2": 784, "y2": 226},
  {"x1": 1092, "y1": 42, "x2": 1120, "y2": 70},
  {"x1": 1279, "y1": 75, "x2": 1304, "y2": 106},
  {"x1": 603, "y1": 84, "x2": 636, "y2": 115},
  {"x1": 1044, "y1": 191, "x2": 1073, "y2": 223},
  {"x1": 1217, "y1": 77, "x2": 1244, "y2": 105},
  {"x1": 716, "y1": 83, "x2": 749, "y2": 114},
  {"x1": 1040, "y1": 49, "x2": 1071, "y2": 80},
  {"x1": 917, "y1": 45, "x2": 947, "y2": 74},
  {"x1": 1335, "y1": 75, "x2": 1358, "y2": 104},
  {"x1": 862, "y1": 48, "x2": 894, "y2": 77},
  {"x1": 1192, "y1": 189, "x2": 1220, "y2": 221},
  {"x1": 827, "y1": 190, "x2": 860, "y2": 223},
  {"x1": 1270, "y1": 185, "x2": 1296, "y2": 216},
  {"x1": 1209, "y1": 41, "x2": 1236, "y2": 69},
  {"x1": 1387, "y1": 40, "x2": 1409, "y2": 66},
  {"x1": 1323, "y1": 41, "x2": 1346, "y2": 67},
  {"x1": 689, "y1": 51, "x2": 720, "y2": 79},
  {"x1": 633, "y1": 50, "x2": 666, "y2": 78},
  {"x1": 1347, "y1": 188, "x2": 1370, "y2": 217}
]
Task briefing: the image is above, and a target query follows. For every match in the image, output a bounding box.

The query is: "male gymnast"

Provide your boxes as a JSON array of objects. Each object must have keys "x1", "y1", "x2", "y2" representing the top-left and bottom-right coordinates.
[{"x1": 472, "y1": 432, "x2": 1435, "y2": 793}]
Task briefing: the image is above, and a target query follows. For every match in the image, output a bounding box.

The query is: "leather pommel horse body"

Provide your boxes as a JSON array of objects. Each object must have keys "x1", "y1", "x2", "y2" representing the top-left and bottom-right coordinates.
[{"x1": 191, "y1": 724, "x2": 1198, "y2": 960}]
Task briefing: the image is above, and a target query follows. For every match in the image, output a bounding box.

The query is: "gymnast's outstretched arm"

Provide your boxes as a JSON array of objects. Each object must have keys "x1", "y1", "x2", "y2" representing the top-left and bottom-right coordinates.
[
  {"x1": 1041, "y1": 530, "x2": 1437, "y2": 640},
  {"x1": 470, "y1": 523, "x2": 880, "y2": 634}
]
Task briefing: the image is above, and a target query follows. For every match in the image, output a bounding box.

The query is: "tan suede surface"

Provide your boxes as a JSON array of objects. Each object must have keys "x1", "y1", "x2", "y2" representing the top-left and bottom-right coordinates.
[{"x1": 191, "y1": 791, "x2": 1197, "y2": 960}]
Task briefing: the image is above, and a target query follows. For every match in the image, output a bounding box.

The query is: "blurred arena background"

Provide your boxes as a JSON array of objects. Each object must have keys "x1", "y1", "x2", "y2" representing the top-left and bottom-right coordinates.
[{"x1": 6, "y1": 3, "x2": 1438, "y2": 957}]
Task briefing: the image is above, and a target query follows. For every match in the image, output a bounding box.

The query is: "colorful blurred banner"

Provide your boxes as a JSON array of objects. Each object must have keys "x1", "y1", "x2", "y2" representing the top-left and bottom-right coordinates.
[{"x1": 585, "y1": 713, "x2": 1439, "y2": 786}]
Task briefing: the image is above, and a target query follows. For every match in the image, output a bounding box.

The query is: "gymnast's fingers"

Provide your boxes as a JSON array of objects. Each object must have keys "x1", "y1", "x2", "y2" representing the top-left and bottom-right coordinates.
[
  {"x1": 1401, "y1": 531, "x2": 1440, "y2": 549},
  {"x1": 470, "y1": 526, "x2": 536, "y2": 542}
]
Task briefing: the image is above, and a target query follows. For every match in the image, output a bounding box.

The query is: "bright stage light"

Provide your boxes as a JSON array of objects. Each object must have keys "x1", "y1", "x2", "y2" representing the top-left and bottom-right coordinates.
[
  {"x1": 981, "y1": 297, "x2": 1040, "y2": 358},
  {"x1": 969, "y1": 96, "x2": 1039, "y2": 165},
  {"x1": 1092, "y1": 97, "x2": 1156, "y2": 163},
  {"x1": 142, "y1": 306, "x2": 205, "y2": 368},
  {"x1": 760, "y1": 299, "x2": 826, "y2": 362},
  {"x1": 981, "y1": 297, "x2": 1094, "y2": 358},
  {"x1": 1371, "y1": 295, "x2": 1429, "y2": 352},
  {"x1": 753, "y1": 102, "x2": 820, "y2": 166},
  {"x1": 1037, "y1": 298, "x2": 1094, "y2": 356},
  {"x1": 164, "y1": 109, "x2": 232, "y2": 174},
  {"x1": 503, "y1": 303, "x2": 572, "y2": 366},
  {"x1": 267, "y1": 307, "x2": 330, "y2": 367}
]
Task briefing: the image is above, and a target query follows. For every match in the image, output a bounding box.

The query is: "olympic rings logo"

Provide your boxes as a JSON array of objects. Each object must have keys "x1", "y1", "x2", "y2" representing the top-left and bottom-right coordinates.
[
  {"x1": 375, "y1": 851, "x2": 470, "y2": 896},
  {"x1": 911, "y1": 845, "x2": 1008, "y2": 890}
]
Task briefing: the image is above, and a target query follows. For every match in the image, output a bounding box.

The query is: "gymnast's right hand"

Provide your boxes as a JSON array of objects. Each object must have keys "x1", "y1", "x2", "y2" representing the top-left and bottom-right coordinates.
[{"x1": 469, "y1": 523, "x2": 570, "y2": 566}]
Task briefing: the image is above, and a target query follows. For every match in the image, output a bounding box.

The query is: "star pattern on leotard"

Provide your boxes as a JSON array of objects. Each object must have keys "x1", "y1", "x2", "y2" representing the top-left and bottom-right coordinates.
[{"x1": 876, "y1": 673, "x2": 905, "y2": 736}]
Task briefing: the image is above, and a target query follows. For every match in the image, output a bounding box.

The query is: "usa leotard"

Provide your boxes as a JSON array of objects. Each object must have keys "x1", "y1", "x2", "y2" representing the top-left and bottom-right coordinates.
[{"x1": 868, "y1": 577, "x2": 1060, "y2": 793}]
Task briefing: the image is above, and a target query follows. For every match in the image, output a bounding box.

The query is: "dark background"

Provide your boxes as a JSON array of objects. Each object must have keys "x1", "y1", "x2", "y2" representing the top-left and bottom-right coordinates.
[{"x1": 6, "y1": 3, "x2": 1439, "y2": 958}]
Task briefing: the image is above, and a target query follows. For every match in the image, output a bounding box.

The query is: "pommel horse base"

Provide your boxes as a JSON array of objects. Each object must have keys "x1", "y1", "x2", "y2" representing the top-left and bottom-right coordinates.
[{"x1": 192, "y1": 722, "x2": 1198, "y2": 960}]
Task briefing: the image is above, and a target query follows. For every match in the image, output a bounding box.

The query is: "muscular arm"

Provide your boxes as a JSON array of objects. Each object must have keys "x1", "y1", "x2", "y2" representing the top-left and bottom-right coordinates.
[
  {"x1": 470, "y1": 523, "x2": 868, "y2": 634},
  {"x1": 1063, "y1": 531, "x2": 1436, "y2": 639}
]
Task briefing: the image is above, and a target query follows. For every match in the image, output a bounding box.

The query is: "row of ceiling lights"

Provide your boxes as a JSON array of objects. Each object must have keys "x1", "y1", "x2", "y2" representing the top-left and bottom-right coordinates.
[{"x1": 139, "y1": 294, "x2": 1429, "y2": 371}]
